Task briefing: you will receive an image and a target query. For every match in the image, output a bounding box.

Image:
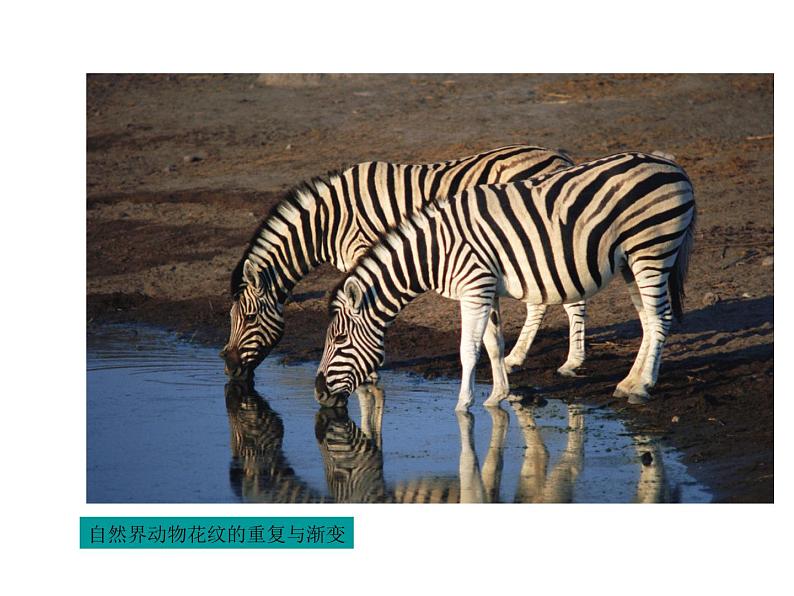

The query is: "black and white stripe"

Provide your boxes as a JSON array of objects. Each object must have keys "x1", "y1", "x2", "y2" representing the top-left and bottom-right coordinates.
[
  {"x1": 225, "y1": 382, "x2": 326, "y2": 503},
  {"x1": 221, "y1": 145, "x2": 579, "y2": 380},
  {"x1": 315, "y1": 152, "x2": 696, "y2": 409},
  {"x1": 314, "y1": 405, "x2": 388, "y2": 503}
]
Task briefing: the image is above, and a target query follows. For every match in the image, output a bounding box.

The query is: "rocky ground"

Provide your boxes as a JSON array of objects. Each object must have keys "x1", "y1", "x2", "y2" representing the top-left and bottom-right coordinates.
[{"x1": 87, "y1": 73, "x2": 773, "y2": 502}]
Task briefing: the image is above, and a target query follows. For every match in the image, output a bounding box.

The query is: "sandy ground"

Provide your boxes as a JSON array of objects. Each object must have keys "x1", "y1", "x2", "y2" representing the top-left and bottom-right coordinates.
[{"x1": 87, "y1": 73, "x2": 773, "y2": 502}]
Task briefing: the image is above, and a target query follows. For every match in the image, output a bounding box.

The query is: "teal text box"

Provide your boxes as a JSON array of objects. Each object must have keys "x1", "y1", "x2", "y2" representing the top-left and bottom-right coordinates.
[{"x1": 80, "y1": 517, "x2": 353, "y2": 549}]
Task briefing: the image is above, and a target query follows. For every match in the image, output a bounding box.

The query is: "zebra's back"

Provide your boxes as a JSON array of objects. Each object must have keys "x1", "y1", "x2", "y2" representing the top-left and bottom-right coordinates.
[
  {"x1": 339, "y1": 145, "x2": 573, "y2": 249},
  {"x1": 441, "y1": 152, "x2": 695, "y2": 305}
]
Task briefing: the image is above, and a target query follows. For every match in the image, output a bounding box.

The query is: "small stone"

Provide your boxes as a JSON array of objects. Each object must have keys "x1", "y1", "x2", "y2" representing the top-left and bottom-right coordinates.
[
  {"x1": 742, "y1": 292, "x2": 753, "y2": 299},
  {"x1": 702, "y1": 292, "x2": 720, "y2": 306},
  {"x1": 163, "y1": 164, "x2": 177, "y2": 173},
  {"x1": 285, "y1": 143, "x2": 292, "y2": 150},
  {"x1": 183, "y1": 154, "x2": 203, "y2": 163},
  {"x1": 640, "y1": 452, "x2": 653, "y2": 466},
  {"x1": 671, "y1": 415, "x2": 680, "y2": 423},
  {"x1": 762, "y1": 255, "x2": 773, "y2": 267}
]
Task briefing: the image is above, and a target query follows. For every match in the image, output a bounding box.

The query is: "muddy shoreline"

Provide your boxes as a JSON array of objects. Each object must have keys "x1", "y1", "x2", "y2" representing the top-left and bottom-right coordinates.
[{"x1": 87, "y1": 74, "x2": 773, "y2": 502}]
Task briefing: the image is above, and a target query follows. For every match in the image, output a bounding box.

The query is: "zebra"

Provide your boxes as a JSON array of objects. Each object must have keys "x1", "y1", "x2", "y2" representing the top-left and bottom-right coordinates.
[
  {"x1": 220, "y1": 145, "x2": 589, "y2": 382},
  {"x1": 315, "y1": 152, "x2": 696, "y2": 410}
]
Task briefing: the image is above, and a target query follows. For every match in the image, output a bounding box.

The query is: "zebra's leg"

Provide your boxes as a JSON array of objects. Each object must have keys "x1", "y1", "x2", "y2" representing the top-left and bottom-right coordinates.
[
  {"x1": 558, "y1": 301, "x2": 587, "y2": 377},
  {"x1": 504, "y1": 303, "x2": 547, "y2": 373},
  {"x1": 542, "y1": 403, "x2": 585, "y2": 503},
  {"x1": 615, "y1": 268, "x2": 652, "y2": 398},
  {"x1": 615, "y1": 269, "x2": 652, "y2": 397},
  {"x1": 355, "y1": 384, "x2": 375, "y2": 439},
  {"x1": 456, "y1": 411, "x2": 486, "y2": 503},
  {"x1": 483, "y1": 298, "x2": 511, "y2": 406},
  {"x1": 634, "y1": 435, "x2": 668, "y2": 503},
  {"x1": 456, "y1": 294, "x2": 495, "y2": 411},
  {"x1": 481, "y1": 404, "x2": 509, "y2": 503},
  {"x1": 511, "y1": 402, "x2": 549, "y2": 503},
  {"x1": 615, "y1": 269, "x2": 673, "y2": 401},
  {"x1": 370, "y1": 382, "x2": 385, "y2": 450}
]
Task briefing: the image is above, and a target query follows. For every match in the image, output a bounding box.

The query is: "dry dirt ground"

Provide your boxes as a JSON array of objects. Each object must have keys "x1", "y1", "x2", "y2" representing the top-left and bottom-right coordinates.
[{"x1": 87, "y1": 74, "x2": 773, "y2": 502}]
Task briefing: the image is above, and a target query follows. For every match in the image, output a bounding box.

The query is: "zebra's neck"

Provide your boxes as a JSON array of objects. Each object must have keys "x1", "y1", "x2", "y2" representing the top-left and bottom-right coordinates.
[
  {"x1": 242, "y1": 177, "x2": 350, "y2": 297},
  {"x1": 356, "y1": 208, "x2": 441, "y2": 324}
]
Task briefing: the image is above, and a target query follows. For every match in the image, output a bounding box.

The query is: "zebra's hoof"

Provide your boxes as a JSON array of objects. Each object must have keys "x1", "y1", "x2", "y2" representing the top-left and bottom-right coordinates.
[
  {"x1": 627, "y1": 392, "x2": 652, "y2": 405},
  {"x1": 557, "y1": 365, "x2": 583, "y2": 378},
  {"x1": 614, "y1": 382, "x2": 650, "y2": 404},
  {"x1": 483, "y1": 391, "x2": 508, "y2": 407},
  {"x1": 455, "y1": 394, "x2": 474, "y2": 412},
  {"x1": 508, "y1": 387, "x2": 546, "y2": 407}
]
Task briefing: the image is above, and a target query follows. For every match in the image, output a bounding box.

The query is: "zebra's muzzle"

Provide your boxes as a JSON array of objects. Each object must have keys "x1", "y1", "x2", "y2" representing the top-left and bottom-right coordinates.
[
  {"x1": 314, "y1": 373, "x2": 349, "y2": 408},
  {"x1": 220, "y1": 347, "x2": 254, "y2": 381}
]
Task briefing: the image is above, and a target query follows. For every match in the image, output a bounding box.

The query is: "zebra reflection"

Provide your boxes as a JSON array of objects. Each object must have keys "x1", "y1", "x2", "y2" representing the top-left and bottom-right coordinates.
[
  {"x1": 230, "y1": 378, "x2": 673, "y2": 503},
  {"x1": 510, "y1": 402, "x2": 585, "y2": 503},
  {"x1": 316, "y1": 384, "x2": 463, "y2": 503},
  {"x1": 459, "y1": 401, "x2": 673, "y2": 503},
  {"x1": 453, "y1": 402, "x2": 584, "y2": 503},
  {"x1": 314, "y1": 395, "x2": 673, "y2": 503},
  {"x1": 315, "y1": 390, "x2": 389, "y2": 503},
  {"x1": 633, "y1": 435, "x2": 673, "y2": 503},
  {"x1": 315, "y1": 391, "x2": 651, "y2": 503},
  {"x1": 225, "y1": 381, "x2": 325, "y2": 503}
]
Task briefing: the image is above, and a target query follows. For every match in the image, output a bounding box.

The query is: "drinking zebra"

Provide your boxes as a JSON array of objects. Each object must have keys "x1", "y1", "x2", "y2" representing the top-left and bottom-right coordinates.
[
  {"x1": 221, "y1": 145, "x2": 588, "y2": 381},
  {"x1": 315, "y1": 152, "x2": 696, "y2": 409}
]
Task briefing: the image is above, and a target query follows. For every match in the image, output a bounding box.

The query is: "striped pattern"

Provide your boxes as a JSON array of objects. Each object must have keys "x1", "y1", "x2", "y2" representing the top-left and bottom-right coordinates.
[
  {"x1": 225, "y1": 382, "x2": 326, "y2": 503},
  {"x1": 229, "y1": 381, "x2": 668, "y2": 503},
  {"x1": 315, "y1": 152, "x2": 696, "y2": 409},
  {"x1": 221, "y1": 145, "x2": 578, "y2": 380},
  {"x1": 315, "y1": 406, "x2": 389, "y2": 503}
]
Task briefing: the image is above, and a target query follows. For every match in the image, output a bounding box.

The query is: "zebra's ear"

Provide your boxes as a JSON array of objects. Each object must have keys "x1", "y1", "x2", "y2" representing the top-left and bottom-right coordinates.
[
  {"x1": 242, "y1": 260, "x2": 261, "y2": 290},
  {"x1": 343, "y1": 277, "x2": 364, "y2": 311}
]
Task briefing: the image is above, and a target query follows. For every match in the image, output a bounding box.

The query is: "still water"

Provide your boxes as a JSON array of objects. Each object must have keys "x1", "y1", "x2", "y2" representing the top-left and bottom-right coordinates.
[{"x1": 87, "y1": 325, "x2": 710, "y2": 503}]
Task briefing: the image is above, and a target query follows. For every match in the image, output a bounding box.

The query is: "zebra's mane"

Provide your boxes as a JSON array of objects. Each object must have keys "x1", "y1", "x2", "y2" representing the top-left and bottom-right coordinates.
[
  {"x1": 231, "y1": 168, "x2": 347, "y2": 297},
  {"x1": 327, "y1": 277, "x2": 349, "y2": 315},
  {"x1": 327, "y1": 200, "x2": 447, "y2": 316}
]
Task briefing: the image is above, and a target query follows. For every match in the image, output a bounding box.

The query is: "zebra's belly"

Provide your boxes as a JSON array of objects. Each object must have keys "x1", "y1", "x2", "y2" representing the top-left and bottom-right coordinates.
[{"x1": 500, "y1": 258, "x2": 620, "y2": 305}]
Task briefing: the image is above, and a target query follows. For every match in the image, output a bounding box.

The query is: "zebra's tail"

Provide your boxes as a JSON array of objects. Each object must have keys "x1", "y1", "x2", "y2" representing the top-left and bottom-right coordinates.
[{"x1": 669, "y1": 207, "x2": 696, "y2": 322}]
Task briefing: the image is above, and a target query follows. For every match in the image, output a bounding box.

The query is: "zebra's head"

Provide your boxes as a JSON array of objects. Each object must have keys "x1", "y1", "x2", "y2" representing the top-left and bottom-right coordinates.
[
  {"x1": 315, "y1": 276, "x2": 385, "y2": 407},
  {"x1": 221, "y1": 259, "x2": 284, "y2": 380}
]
